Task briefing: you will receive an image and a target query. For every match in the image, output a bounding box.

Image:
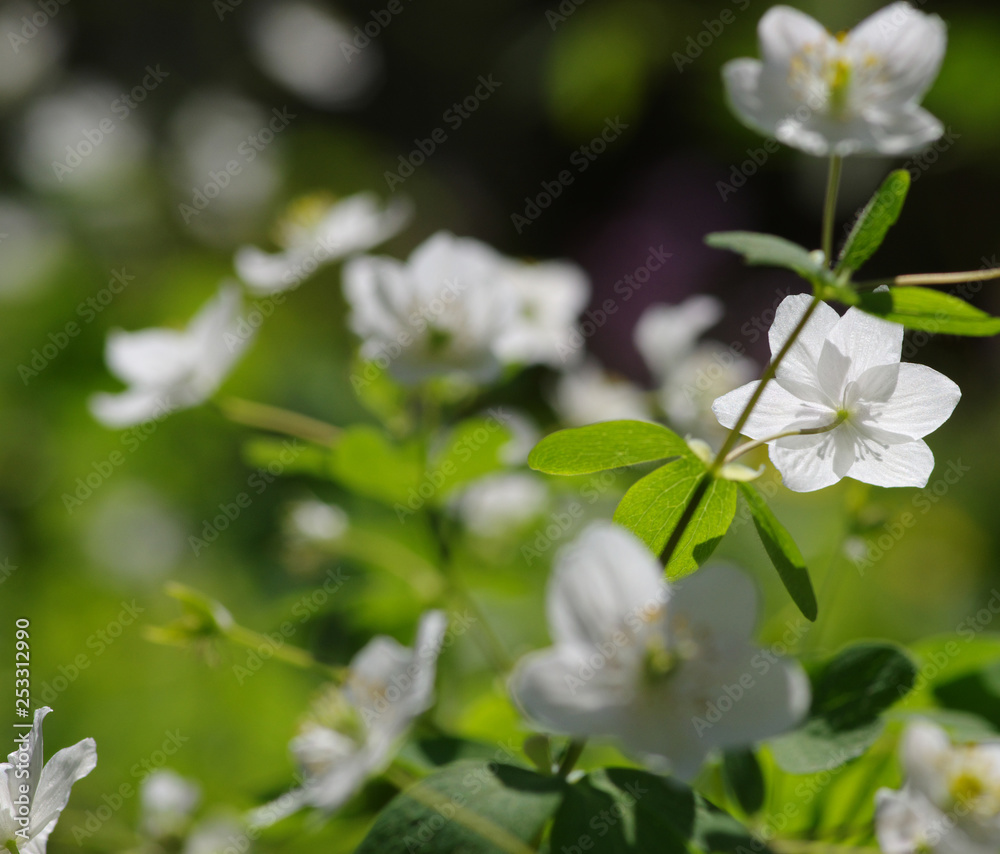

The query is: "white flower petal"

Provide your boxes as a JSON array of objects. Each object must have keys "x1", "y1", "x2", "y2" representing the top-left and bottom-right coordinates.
[
  {"x1": 845, "y1": 437, "x2": 935, "y2": 488},
  {"x1": 757, "y1": 6, "x2": 827, "y2": 69},
  {"x1": 900, "y1": 720, "x2": 954, "y2": 807},
  {"x1": 668, "y1": 565, "x2": 758, "y2": 644},
  {"x1": 233, "y1": 245, "x2": 300, "y2": 293},
  {"x1": 27, "y1": 737, "x2": 97, "y2": 843},
  {"x1": 862, "y1": 106, "x2": 944, "y2": 156},
  {"x1": 713, "y1": 380, "x2": 831, "y2": 440},
  {"x1": 547, "y1": 523, "x2": 667, "y2": 650},
  {"x1": 848, "y1": 3, "x2": 947, "y2": 109},
  {"x1": 769, "y1": 432, "x2": 843, "y2": 492},
  {"x1": 105, "y1": 328, "x2": 193, "y2": 388},
  {"x1": 634, "y1": 296, "x2": 723, "y2": 379},
  {"x1": 770, "y1": 297, "x2": 841, "y2": 397},
  {"x1": 875, "y1": 786, "x2": 941, "y2": 854},
  {"x1": 722, "y1": 59, "x2": 778, "y2": 139},
  {"x1": 88, "y1": 387, "x2": 173, "y2": 429},
  {"x1": 828, "y1": 307, "x2": 903, "y2": 382}
]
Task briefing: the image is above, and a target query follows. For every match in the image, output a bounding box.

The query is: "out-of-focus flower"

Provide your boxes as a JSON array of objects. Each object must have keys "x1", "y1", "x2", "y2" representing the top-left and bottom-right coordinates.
[
  {"x1": 247, "y1": 1, "x2": 381, "y2": 109},
  {"x1": 234, "y1": 193, "x2": 410, "y2": 294},
  {"x1": 723, "y1": 3, "x2": 946, "y2": 157},
  {"x1": 635, "y1": 297, "x2": 756, "y2": 436},
  {"x1": 17, "y1": 81, "x2": 149, "y2": 194},
  {"x1": 140, "y1": 770, "x2": 201, "y2": 839},
  {"x1": 287, "y1": 500, "x2": 349, "y2": 545},
  {"x1": 0, "y1": 707, "x2": 97, "y2": 854},
  {"x1": 493, "y1": 260, "x2": 590, "y2": 368},
  {"x1": 712, "y1": 294, "x2": 960, "y2": 492},
  {"x1": 553, "y1": 359, "x2": 653, "y2": 426},
  {"x1": 182, "y1": 817, "x2": 248, "y2": 854},
  {"x1": 509, "y1": 524, "x2": 809, "y2": 780},
  {"x1": 0, "y1": 199, "x2": 68, "y2": 301},
  {"x1": 90, "y1": 283, "x2": 251, "y2": 428},
  {"x1": 875, "y1": 720, "x2": 1000, "y2": 854},
  {"x1": 254, "y1": 611, "x2": 446, "y2": 823},
  {"x1": 0, "y1": 2, "x2": 64, "y2": 105},
  {"x1": 455, "y1": 473, "x2": 550, "y2": 539}
]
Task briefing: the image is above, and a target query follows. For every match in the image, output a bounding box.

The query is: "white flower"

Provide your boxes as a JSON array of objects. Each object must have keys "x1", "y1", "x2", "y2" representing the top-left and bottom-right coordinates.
[
  {"x1": 455, "y1": 473, "x2": 550, "y2": 539},
  {"x1": 712, "y1": 294, "x2": 960, "y2": 492},
  {"x1": 287, "y1": 500, "x2": 349, "y2": 544},
  {"x1": 140, "y1": 770, "x2": 201, "y2": 839},
  {"x1": 235, "y1": 192, "x2": 410, "y2": 294},
  {"x1": 553, "y1": 359, "x2": 653, "y2": 426},
  {"x1": 182, "y1": 817, "x2": 247, "y2": 854},
  {"x1": 634, "y1": 296, "x2": 724, "y2": 378},
  {"x1": 90, "y1": 283, "x2": 252, "y2": 428},
  {"x1": 344, "y1": 232, "x2": 515, "y2": 384},
  {"x1": 875, "y1": 720, "x2": 1000, "y2": 854},
  {"x1": 255, "y1": 610, "x2": 446, "y2": 823},
  {"x1": 634, "y1": 297, "x2": 756, "y2": 436},
  {"x1": 0, "y1": 707, "x2": 97, "y2": 854},
  {"x1": 492, "y1": 260, "x2": 590, "y2": 368},
  {"x1": 509, "y1": 524, "x2": 810, "y2": 780},
  {"x1": 724, "y1": 3, "x2": 946, "y2": 157}
]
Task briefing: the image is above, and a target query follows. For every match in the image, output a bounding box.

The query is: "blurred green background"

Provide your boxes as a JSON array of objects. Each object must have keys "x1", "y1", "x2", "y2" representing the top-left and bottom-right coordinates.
[{"x1": 2, "y1": 0, "x2": 1000, "y2": 850}]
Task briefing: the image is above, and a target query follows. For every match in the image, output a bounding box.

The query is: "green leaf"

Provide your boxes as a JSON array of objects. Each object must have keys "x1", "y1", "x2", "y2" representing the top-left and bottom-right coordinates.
[
  {"x1": 706, "y1": 231, "x2": 825, "y2": 282},
  {"x1": 721, "y1": 749, "x2": 765, "y2": 815},
  {"x1": 738, "y1": 483, "x2": 818, "y2": 622},
  {"x1": 429, "y1": 414, "x2": 513, "y2": 497},
  {"x1": 769, "y1": 642, "x2": 917, "y2": 774},
  {"x1": 529, "y1": 420, "x2": 688, "y2": 475},
  {"x1": 857, "y1": 287, "x2": 1000, "y2": 336},
  {"x1": 354, "y1": 761, "x2": 564, "y2": 854},
  {"x1": 399, "y1": 737, "x2": 527, "y2": 773},
  {"x1": 838, "y1": 169, "x2": 910, "y2": 273},
  {"x1": 613, "y1": 459, "x2": 736, "y2": 579},
  {"x1": 328, "y1": 425, "x2": 423, "y2": 506},
  {"x1": 549, "y1": 768, "x2": 770, "y2": 854},
  {"x1": 241, "y1": 437, "x2": 330, "y2": 478}
]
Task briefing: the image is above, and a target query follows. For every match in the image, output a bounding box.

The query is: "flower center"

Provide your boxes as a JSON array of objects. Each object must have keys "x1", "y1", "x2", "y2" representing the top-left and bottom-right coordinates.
[
  {"x1": 274, "y1": 192, "x2": 336, "y2": 248},
  {"x1": 787, "y1": 35, "x2": 885, "y2": 122},
  {"x1": 947, "y1": 760, "x2": 1000, "y2": 817},
  {"x1": 311, "y1": 686, "x2": 366, "y2": 744}
]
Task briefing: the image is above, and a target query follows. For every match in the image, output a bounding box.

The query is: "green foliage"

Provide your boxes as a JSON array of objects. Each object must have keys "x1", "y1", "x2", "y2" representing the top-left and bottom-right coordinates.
[
  {"x1": 242, "y1": 436, "x2": 332, "y2": 478},
  {"x1": 528, "y1": 420, "x2": 688, "y2": 475},
  {"x1": 328, "y1": 425, "x2": 424, "y2": 506},
  {"x1": 738, "y1": 483, "x2": 817, "y2": 622},
  {"x1": 354, "y1": 761, "x2": 564, "y2": 854},
  {"x1": 549, "y1": 768, "x2": 769, "y2": 854},
  {"x1": 705, "y1": 231, "x2": 826, "y2": 284},
  {"x1": 857, "y1": 286, "x2": 1000, "y2": 336},
  {"x1": 770, "y1": 642, "x2": 917, "y2": 774},
  {"x1": 721, "y1": 749, "x2": 765, "y2": 816},
  {"x1": 837, "y1": 170, "x2": 911, "y2": 273},
  {"x1": 613, "y1": 457, "x2": 736, "y2": 578},
  {"x1": 429, "y1": 417, "x2": 513, "y2": 497}
]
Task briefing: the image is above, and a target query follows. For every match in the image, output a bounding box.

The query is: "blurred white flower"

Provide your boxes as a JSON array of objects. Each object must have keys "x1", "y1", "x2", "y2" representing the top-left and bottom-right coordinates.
[
  {"x1": 553, "y1": 359, "x2": 653, "y2": 426},
  {"x1": 247, "y1": 1, "x2": 381, "y2": 109},
  {"x1": 17, "y1": 81, "x2": 149, "y2": 194},
  {"x1": 0, "y1": 2, "x2": 64, "y2": 105},
  {"x1": 455, "y1": 473, "x2": 549, "y2": 539},
  {"x1": 635, "y1": 297, "x2": 756, "y2": 436},
  {"x1": 140, "y1": 770, "x2": 201, "y2": 839},
  {"x1": 724, "y1": 3, "x2": 946, "y2": 157},
  {"x1": 493, "y1": 260, "x2": 590, "y2": 368},
  {"x1": 0, "y1": 706, "x2": 97, "y2": 854},
  {"x1": 287, "y1": 500, "x2": 349, "y2": 544},
  {"x1": 182, "y1": 817, "x2": 247, "y2": 854},
  {"x1": 169, "y1": 92, "x2": 282, "y2": 245},
  {"x1": 90, "y1": 283, "x2": 251, "y2": 428},
  {"x1": 234, "y1": 192, "x2": 411, "y2": 294},
  {"x1": 510, "y1": 523, "x2": 809, "y2": 780},
  {"x1": 344, "y1": 232, "x2": 514, "y2": 384},
  {"x1": 712, "y1": 294, "x2": 960, "y2": 492},
  {"x1": 0, "y1": 199, "x2": 68, "y2": 301},
  {"x1": 875, "y1": 720, "x2": 1000, "y2": 854},
  {"x1": 254, "y1": 610, "x2": 446, "y2": 822}
]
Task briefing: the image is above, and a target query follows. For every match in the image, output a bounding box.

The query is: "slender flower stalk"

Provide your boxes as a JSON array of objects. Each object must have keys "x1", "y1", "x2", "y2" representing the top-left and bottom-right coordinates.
[{"x1": 821, "y1": 155, "x2": 843, "y2": 266}]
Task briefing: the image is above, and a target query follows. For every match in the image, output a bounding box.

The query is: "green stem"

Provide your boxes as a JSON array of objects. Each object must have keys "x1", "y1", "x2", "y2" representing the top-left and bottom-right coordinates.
[
  {"x1": 557, "y1": 739, "x2": 587, "y2": 778},
  {"x1": 821, "y1": 155, "x2": 843, "y2": 266},
  {"x1": 894, "y1": 267, "x2": 1000, "y2": 287},
  {"x1": 723, "y1": 413, "x2": 847, "y2": 465},
  {"x1": 220, "y1": 397, "x2": 341, "y2": 445},
  {"x1": 225, "y1": 624, "x2": 345, "y2": 681},
  {"x1": 712, "y1": 296, "x2": 823, "y2": 467},
  {"x1": 6, "y1": 840, "x2": 20, "y2": 854}
]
